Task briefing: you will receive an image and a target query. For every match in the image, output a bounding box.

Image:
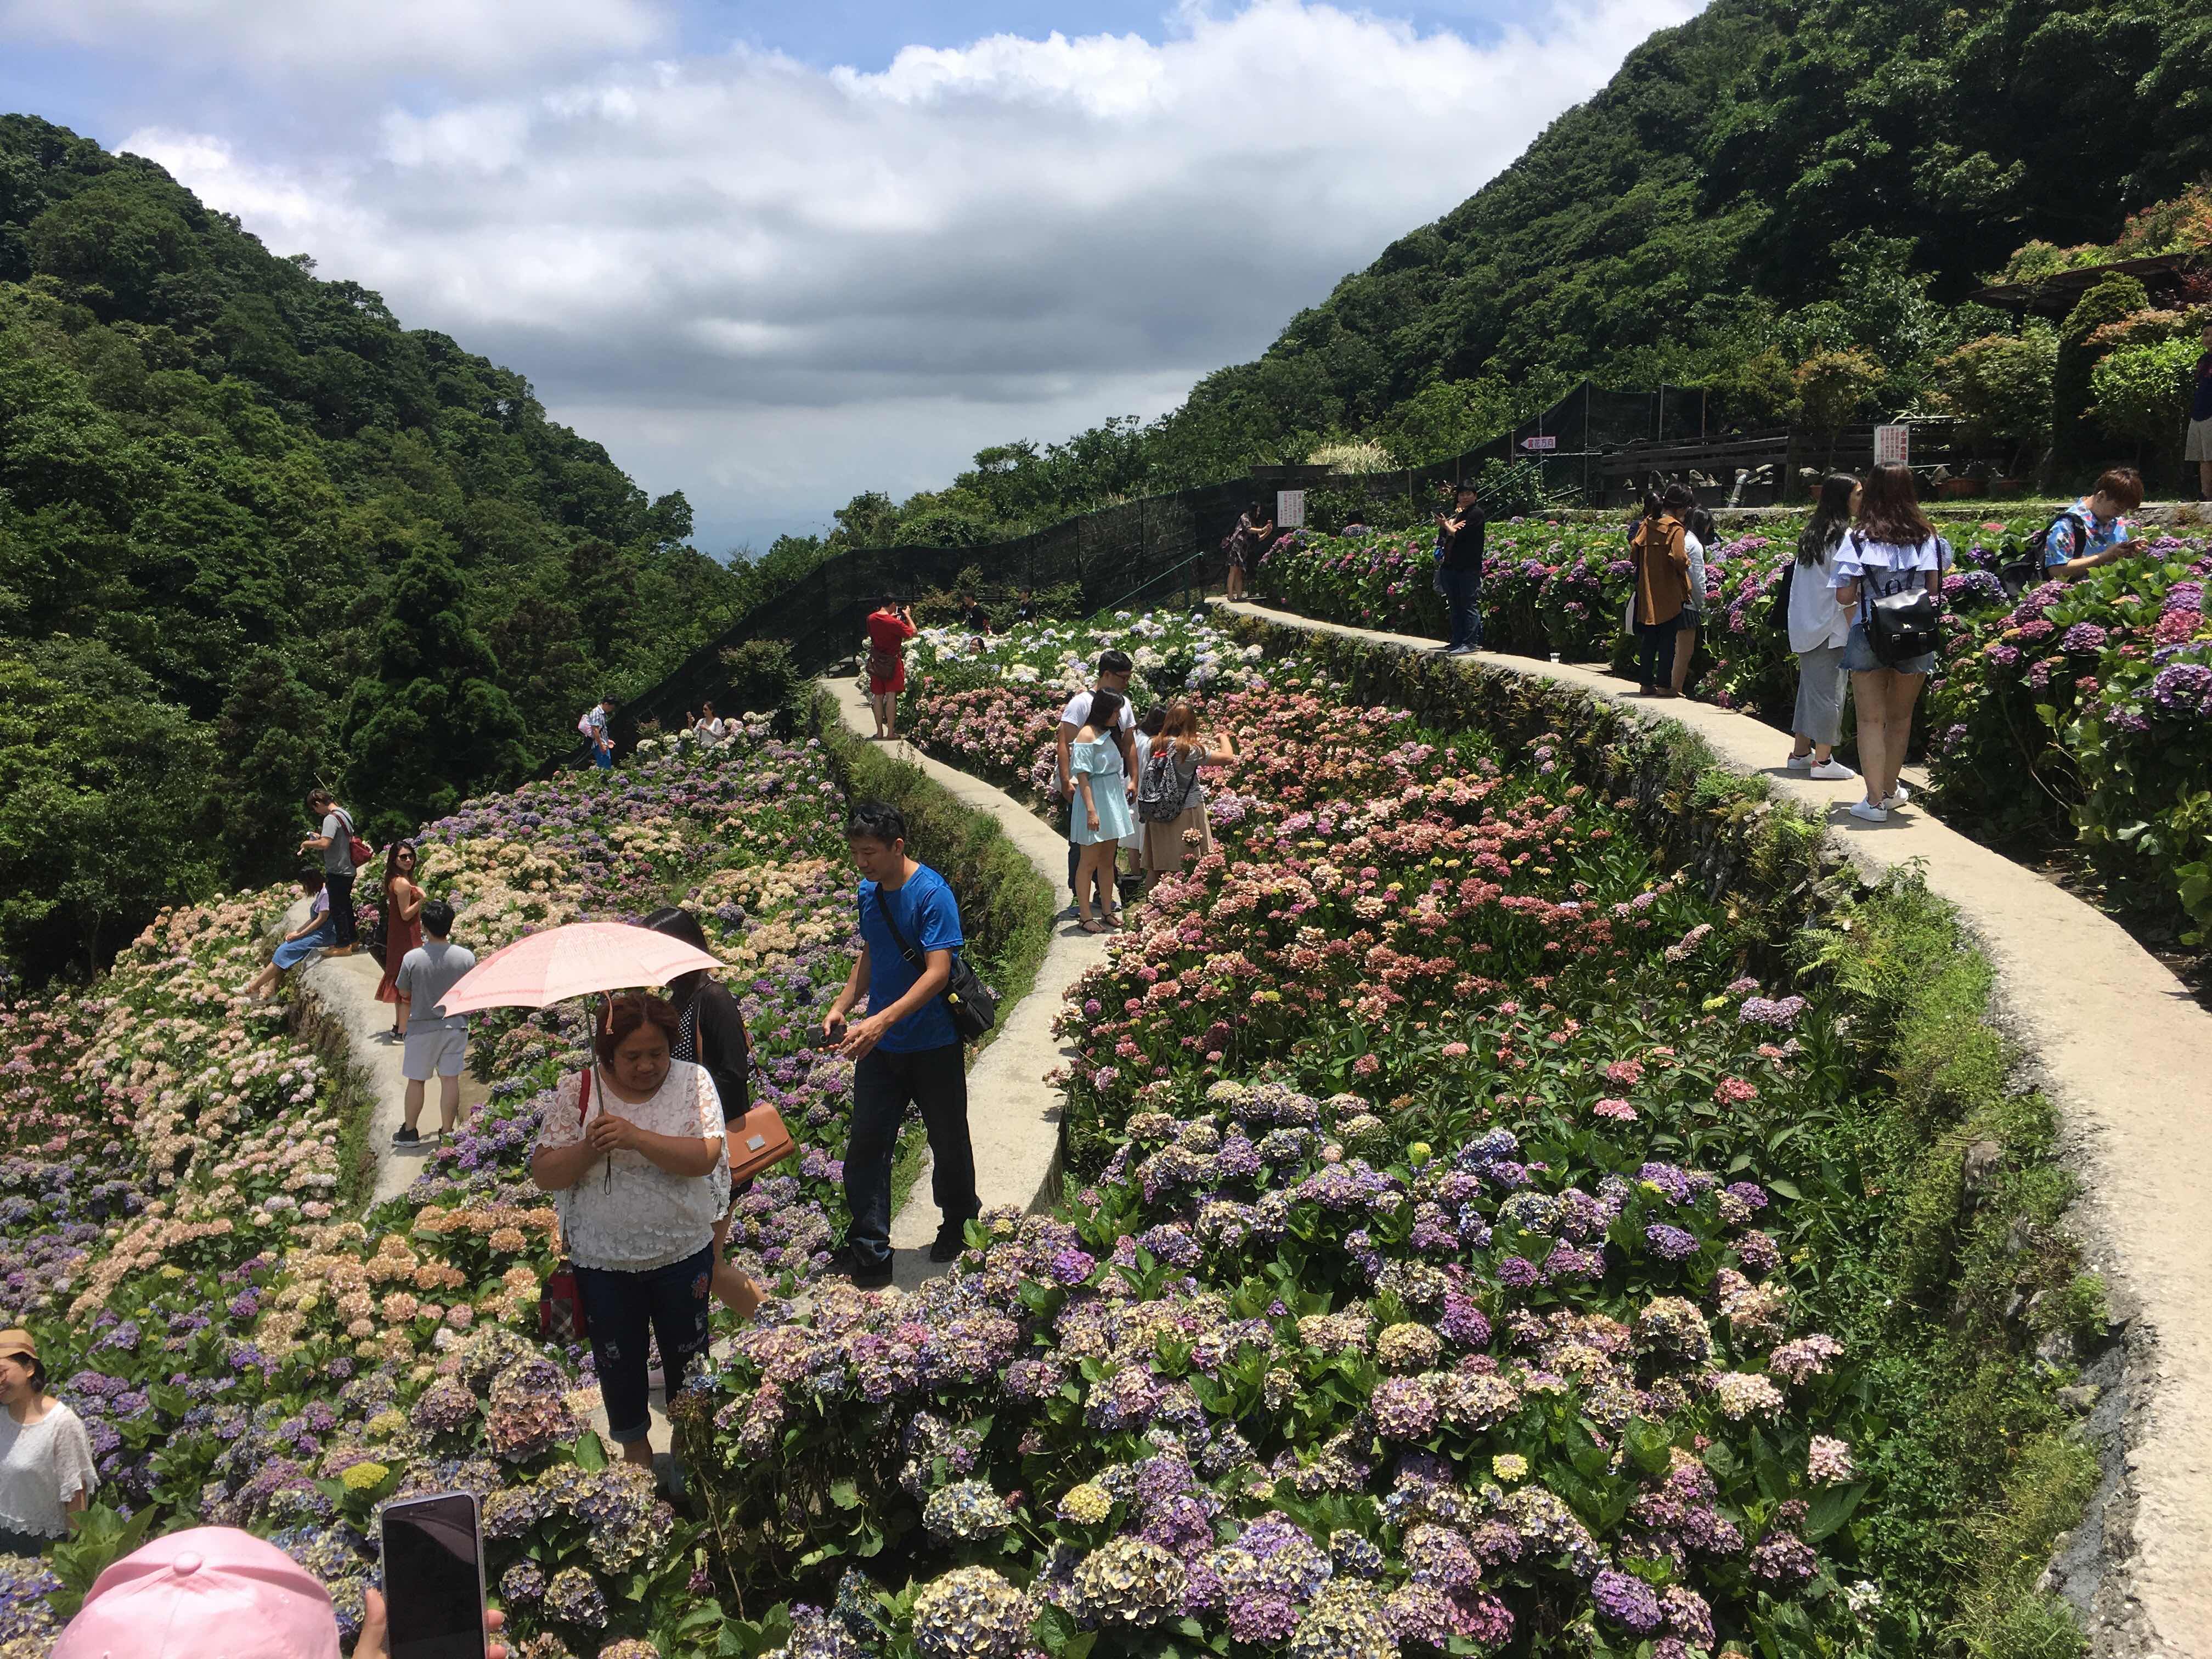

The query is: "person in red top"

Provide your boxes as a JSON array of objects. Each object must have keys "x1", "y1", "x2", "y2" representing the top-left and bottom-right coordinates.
[{"x1": 863, "y1": 600, "x2": 917, "y2": 741}]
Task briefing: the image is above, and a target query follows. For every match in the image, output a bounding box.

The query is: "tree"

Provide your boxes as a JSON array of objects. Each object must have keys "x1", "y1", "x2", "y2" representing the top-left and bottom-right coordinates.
[
  {"x1": 2091, "y1": 336, "x2": 2198, "y2": 459},
  {"x1": 343, "y1": 540, "x2": 530, "y2": 839},
  {"x1": 1793, "y1": 349, "x2": 1883, "y2": 464},
  {"x1": 0, "y1": 643, "x2": 218, "y2": 980},
  {"x1": 1373, "y1": 379, "x2": 1516, "y2": 466},
  {"x1": 1937, "y1": 329, "x2": 2057, "y2": 476},
  {"x1": 213, "y1": 648, "x2": 332, "y2": 884}
]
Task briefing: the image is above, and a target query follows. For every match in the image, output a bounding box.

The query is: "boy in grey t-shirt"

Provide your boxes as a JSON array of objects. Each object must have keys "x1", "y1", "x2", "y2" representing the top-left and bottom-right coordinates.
[{"x1": 394, "y1": 900, "x2": 476, "y2": 1147}]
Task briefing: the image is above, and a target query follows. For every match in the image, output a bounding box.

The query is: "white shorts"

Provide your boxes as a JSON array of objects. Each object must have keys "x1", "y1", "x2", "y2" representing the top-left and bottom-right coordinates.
[
  {"x1": 2186, "y1": 416, "x2": 2212, "y2": 464},
  {"x1": 402, "y1": 1025, "x2": 468, "y2": 1080}
]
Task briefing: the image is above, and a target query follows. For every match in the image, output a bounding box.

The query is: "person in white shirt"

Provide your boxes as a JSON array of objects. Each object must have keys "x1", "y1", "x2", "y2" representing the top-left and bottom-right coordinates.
[
  {"x1": 0, "y1": 1328, "x2": 95, "y2": 1557},
  {"x1": 530, "y1": 994, "x2": 727, "y2": 1467},
  {"x1": 691, "y1": 701, "x2": 729, "y2": 744},
  {"x1": 1784, "y1": 475, "x2": 1860, "y2": 782},
  {"x1": 1832, "y1": 463, "x2": 1944, "y2": 823},
  {"x1": 1055, "y1": 650, "x2": 1138, "y2": 913}
]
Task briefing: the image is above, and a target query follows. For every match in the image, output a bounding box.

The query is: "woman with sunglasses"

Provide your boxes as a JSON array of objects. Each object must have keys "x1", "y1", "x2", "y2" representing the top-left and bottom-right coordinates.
[
  {"x1": 529, "y1": 993, "x2": 730, "y2": 1468},
  {"x1": 374, "y1": 842, "x2": 424, "y2": 1039}
]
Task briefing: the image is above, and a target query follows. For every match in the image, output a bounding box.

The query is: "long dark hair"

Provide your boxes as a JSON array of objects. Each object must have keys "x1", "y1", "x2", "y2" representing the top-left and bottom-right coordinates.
[
  {"x1": 644, "y1": 906, "x2": 715, "y2": 998},
  {"x1": 1641, "y1": 481, "x2": 1696, "y2": 521},
  {"x1": 1798, "y1": 474, "x2": 1859, "y2": 565},
  {"x1": 1085, "y1": 690, "x2": 1127, "y2": 734},
  {"x1": 379, "y1": 840, "x2": 417, "y2": 908},
  {"x1": 1855, "y1": 462, "x2": 1933, "y2": 548}
]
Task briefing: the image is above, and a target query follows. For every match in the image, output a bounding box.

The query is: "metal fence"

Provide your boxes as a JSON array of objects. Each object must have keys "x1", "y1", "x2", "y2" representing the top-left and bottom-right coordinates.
[
  {"x1": 597, "y1": 380, "x2": 1982, "y2": 756},
  {"x1": 602, "y1": 479, "x2": 1249, "y2": 754}
]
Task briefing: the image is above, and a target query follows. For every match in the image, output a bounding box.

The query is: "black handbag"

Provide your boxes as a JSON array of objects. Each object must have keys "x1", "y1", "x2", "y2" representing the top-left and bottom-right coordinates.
[
  {"x1": 877, "y1": 891, "x2": 997, "y2": 1042},
  {"x1": 1854, "y1": 535, "x2": 1943, "y2": 667}
]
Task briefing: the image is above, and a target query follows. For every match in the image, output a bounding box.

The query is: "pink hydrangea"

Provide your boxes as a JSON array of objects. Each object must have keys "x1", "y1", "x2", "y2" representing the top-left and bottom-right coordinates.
[{"x1": 1593, "y1": 1098, "x2": 1638, "y2": 1122}]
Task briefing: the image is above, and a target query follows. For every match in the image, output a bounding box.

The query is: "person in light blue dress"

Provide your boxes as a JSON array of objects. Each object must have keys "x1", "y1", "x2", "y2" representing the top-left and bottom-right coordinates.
[{"x1": 1069, "y1": 690, "x2": 1133, "y2": 933}]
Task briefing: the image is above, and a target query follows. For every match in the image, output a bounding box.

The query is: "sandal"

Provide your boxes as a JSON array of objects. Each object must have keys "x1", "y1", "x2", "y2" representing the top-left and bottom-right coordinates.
[{"x1": 1080, "y1": 918, "x2": 1108, "y2": 934}]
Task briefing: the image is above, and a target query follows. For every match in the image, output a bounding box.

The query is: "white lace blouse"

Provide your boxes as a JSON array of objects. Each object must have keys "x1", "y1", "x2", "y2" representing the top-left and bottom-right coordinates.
[{"x1": 535, "y1": 1059, "x2": 730, "y2": 1272}]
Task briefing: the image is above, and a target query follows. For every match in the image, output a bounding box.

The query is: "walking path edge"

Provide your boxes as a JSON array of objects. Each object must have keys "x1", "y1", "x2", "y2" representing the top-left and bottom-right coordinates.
[{"x1": 1220, "y1": 597, "x2": 2212, "y2": 1658}]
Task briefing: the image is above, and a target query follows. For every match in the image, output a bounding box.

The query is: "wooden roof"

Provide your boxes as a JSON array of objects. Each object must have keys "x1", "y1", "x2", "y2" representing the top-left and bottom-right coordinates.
[{"x1": 1968, "y1": 252, "x2": 2199, "y2": 314}]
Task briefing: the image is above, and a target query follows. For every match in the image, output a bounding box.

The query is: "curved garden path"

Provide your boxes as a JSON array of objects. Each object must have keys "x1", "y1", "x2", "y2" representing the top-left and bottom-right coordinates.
[
  {"x1": 817, "y1": 674, "x2": 1111, "y2": 1289},
  {"x1": 279, "y1": 899, "x2": 491, "y2": 1206},
  {"x1": 1221, "y1": 597, "x2": 2212, "y2": 1657}
]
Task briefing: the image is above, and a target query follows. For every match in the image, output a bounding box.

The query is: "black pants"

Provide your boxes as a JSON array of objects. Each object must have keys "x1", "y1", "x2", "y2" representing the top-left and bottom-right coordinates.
[
  {"x1": 326, "y1": 869, "x2": 357, "y2": 946},
  {"x1": 845, "y1": 1042, "x2": 975, "y2": 1269},
  {"x1": 1633, "y1": 621, "x2": 1674, "y2": 690},
  {"x1": 575, "y1": 1244, "x2": 714, "y2": 1444}
]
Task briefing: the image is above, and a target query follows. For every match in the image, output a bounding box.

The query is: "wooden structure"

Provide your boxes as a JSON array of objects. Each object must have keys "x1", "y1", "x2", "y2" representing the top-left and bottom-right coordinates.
[{"x1": 1968, "y1": 253, "x2": 2200, "y2": 317}]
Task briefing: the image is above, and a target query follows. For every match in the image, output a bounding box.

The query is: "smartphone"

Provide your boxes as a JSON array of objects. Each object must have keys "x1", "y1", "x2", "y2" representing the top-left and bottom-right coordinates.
[
  {"x1": 379, "y1": 1491, "x2": 488, "y2": 1659},
  {"x1": 813, "y1": 1023, "x2": 845, "y2": 1050}
]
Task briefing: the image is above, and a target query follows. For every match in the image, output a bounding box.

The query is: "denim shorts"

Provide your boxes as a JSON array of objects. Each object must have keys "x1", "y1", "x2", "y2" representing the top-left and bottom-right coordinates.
[{"x1": 1842, "y1": 623, "x2": 1934, "y2": 676}]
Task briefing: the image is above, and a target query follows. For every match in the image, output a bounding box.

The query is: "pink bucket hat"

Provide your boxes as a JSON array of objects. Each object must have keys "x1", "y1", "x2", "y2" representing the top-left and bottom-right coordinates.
[{"x1": 53, "y1": 1526, "x2": 340, "y2": 1659}]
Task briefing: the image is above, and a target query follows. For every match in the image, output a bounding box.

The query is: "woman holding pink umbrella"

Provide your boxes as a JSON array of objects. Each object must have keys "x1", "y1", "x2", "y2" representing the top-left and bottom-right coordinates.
[{"x1": 529, "y1": 992, "x2": 729, "y2": 1469}]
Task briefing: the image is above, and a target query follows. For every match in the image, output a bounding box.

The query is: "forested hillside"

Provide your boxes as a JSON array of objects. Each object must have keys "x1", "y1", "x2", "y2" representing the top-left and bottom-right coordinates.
[
  {"x1": 0, "y1": 116, "x2": 823, "y2": 984},
  {"x1": 826, "y1": 0, "x2": 2208, "y2": 543}
]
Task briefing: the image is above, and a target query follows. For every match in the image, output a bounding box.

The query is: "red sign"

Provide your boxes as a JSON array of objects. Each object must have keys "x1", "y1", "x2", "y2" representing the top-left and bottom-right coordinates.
[{"x1": 1520, "y1": 435, "x2": 1558, "y2": 452}]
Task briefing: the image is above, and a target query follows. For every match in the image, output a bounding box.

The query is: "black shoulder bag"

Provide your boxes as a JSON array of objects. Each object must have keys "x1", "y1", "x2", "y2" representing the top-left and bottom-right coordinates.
[
  {"x1": 1855, "y1": 533, "x2": 1943, "y2": 667},
  {"x1": 877, "y1": 889, "x2": 997, "y2": 1042}
]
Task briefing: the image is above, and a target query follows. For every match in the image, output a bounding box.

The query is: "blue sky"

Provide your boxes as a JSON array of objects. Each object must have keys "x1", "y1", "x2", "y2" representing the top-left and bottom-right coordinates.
[{"x1": 0, "y1": 0, "x2": 1699, "y2": 555}]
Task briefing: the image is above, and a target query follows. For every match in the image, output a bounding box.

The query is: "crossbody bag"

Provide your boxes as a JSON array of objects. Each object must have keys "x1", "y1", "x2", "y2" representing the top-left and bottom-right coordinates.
[{"x1": 876, "y1": 888, "x2": 997, "y2": 1042}]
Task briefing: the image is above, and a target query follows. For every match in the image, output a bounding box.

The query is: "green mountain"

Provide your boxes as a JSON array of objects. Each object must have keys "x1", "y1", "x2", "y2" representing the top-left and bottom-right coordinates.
[
  {"x1": 829, "y1": 0, "x2": 2208, "y2": 541},
  {"x1": 0, "y1": 115, "x2": 815, "y2": 983}
]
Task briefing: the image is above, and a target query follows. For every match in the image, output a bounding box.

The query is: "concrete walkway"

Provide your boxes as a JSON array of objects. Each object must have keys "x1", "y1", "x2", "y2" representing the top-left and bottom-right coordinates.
[
  {"x1": 821, "y1": 675, "x2": 1114, "y2": 1291},
  {"x1": 1221, "y1": 599, "x2": 2212, "y2": 1657},
  {"x1": 281, "y1": 900, "x2": 490, "y2": 1207}
]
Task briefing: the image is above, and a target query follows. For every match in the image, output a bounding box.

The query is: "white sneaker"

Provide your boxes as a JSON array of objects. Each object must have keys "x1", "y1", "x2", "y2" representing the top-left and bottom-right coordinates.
[
  {"x1": 1848, "y1": 800, "x2": 1888, "y2": 823},
  {"x1": 1785, "y1": 753, "x2": 1811, "y2": 771},
  {"x1": 1808, "y1": 760, "x2": 1855, "y2": 781},
  {"x1": 1887, "y1": 781, "x2": 1912, "y2": 805}
]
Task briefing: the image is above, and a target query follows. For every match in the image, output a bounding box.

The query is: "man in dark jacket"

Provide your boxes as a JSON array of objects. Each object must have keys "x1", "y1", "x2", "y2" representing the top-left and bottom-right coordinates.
[{"x1": 1435, "y1": 483, "x2": 1487, "y2": 656}]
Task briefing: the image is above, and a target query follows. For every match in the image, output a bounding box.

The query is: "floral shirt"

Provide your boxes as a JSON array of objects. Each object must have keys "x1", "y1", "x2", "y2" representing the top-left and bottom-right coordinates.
[
  {"x1": 2042, "y1": 498, "x2": 2130, "y2": 569},
  {"x1": 535, "y1": 1060, "x2": 729, "y2": 1272}
]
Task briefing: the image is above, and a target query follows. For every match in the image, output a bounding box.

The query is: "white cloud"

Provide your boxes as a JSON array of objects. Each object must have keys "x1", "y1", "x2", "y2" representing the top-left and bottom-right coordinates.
[
  {"x1": 120, "y1": 0, "x2": 1702, "y2": 546},
  {"x1": 4, "y1": 0, "x2": 666, "y2": 79}
]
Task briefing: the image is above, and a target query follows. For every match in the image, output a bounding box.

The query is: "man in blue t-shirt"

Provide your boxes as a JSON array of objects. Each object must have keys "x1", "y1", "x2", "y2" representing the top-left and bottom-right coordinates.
[{"x1": 822, "y1": 799, "x2": 980, "y2": 1286}]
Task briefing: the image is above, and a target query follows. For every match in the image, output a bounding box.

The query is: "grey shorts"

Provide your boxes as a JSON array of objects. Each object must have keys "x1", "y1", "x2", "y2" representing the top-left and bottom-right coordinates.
[
  {"x1": 402, "y1": 1025, "x2": 469, "y2": 1080},
  {"x1": 1842, "y1": 623, "x2": 1934, "y2": 677},
  {"x1": 2187, "y1": 416, "x2": 2212, "y2": 464}
]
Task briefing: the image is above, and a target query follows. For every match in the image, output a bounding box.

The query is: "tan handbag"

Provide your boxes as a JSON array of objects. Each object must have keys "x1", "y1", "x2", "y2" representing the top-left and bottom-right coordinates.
[{"x1": 726, "y1": 1103, "x2": 797, "y2": 1184}]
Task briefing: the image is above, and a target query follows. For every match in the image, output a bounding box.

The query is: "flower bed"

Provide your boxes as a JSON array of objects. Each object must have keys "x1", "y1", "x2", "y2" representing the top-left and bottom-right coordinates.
[
  {"x1": 1256, "y1": 516, "x2": 2212, "y2": 948},
  {"x1": 902, "y1": 611, "x2": 1267, "y2": 802},
  {"x1": 0, "y1": 726, "x2": 888, "y2": 1656},
  {"x1": 678, "y1": 623, "x2": 2101, "y2": 1658}
]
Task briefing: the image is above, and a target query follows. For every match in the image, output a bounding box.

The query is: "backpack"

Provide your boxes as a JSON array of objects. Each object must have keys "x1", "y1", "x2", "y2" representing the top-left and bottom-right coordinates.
[
  {"x1": 577, "y1": 707, "x2": 598, "y2": 737},
  {"x1": 1999, "y1": 511, "x2": 2086, "y2": 597},
  {"x1": 332, "y1": 806, "x2": 374, "y2": 868},
  {"x1": 1771, "y1": 561, "x2": 1796, "y2": 628},
  {"x1": 1137, "y1": 747, "x2": 1192, "y2": 823},
  {"x1": 1852, "y1": 533, "x2": 1944, "y2": 667}
]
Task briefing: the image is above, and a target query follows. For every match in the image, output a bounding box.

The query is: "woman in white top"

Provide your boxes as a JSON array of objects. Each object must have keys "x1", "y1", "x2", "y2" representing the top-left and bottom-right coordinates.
[
  {"x1": 1831, "y1": 462, "x2": 1944, "y2": 823},
  {"x1": 1784, "y1": 474, "x2": 1861, "y2": 782},
  {"x1": 531, "y1": 993, "x2": 730, "y2": 1467},
  {"x1": 692, "y1": 701, "x2": 729, "y2": 744},
  {"x1": 0, "y1": 1328, "x2": 97, "y2": 1556},
  {"x1": 1670, "y1": 504, "x2": 1711, "y2": 696}
]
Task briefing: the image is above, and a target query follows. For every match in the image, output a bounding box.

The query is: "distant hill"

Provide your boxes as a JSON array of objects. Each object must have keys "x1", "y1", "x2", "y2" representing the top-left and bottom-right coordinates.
[
  {"x1": 0, "y1": 115, "x2": 818, "y2": 982},
  {"x1": 825, "y1": 0, "x2": 2207, "y2": 539}
]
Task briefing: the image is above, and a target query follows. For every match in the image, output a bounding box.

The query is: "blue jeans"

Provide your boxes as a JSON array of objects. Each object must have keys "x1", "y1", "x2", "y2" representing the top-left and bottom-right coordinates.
[
  {"x1": 575, "y1": 1244, "x2": 714, "y2": 1443},
  {"x1": 1440, "y1": 567, "x2": 1482, "y2": 650},
  {"x1": 845, "y1": 1043, "x2": 975, "y2": 1269}
]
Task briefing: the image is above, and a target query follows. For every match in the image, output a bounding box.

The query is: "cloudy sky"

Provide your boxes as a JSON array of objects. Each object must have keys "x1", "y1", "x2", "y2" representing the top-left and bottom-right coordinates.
[{"x1": 1, "y1": 0, "x2": 1699, "y2": 555}]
